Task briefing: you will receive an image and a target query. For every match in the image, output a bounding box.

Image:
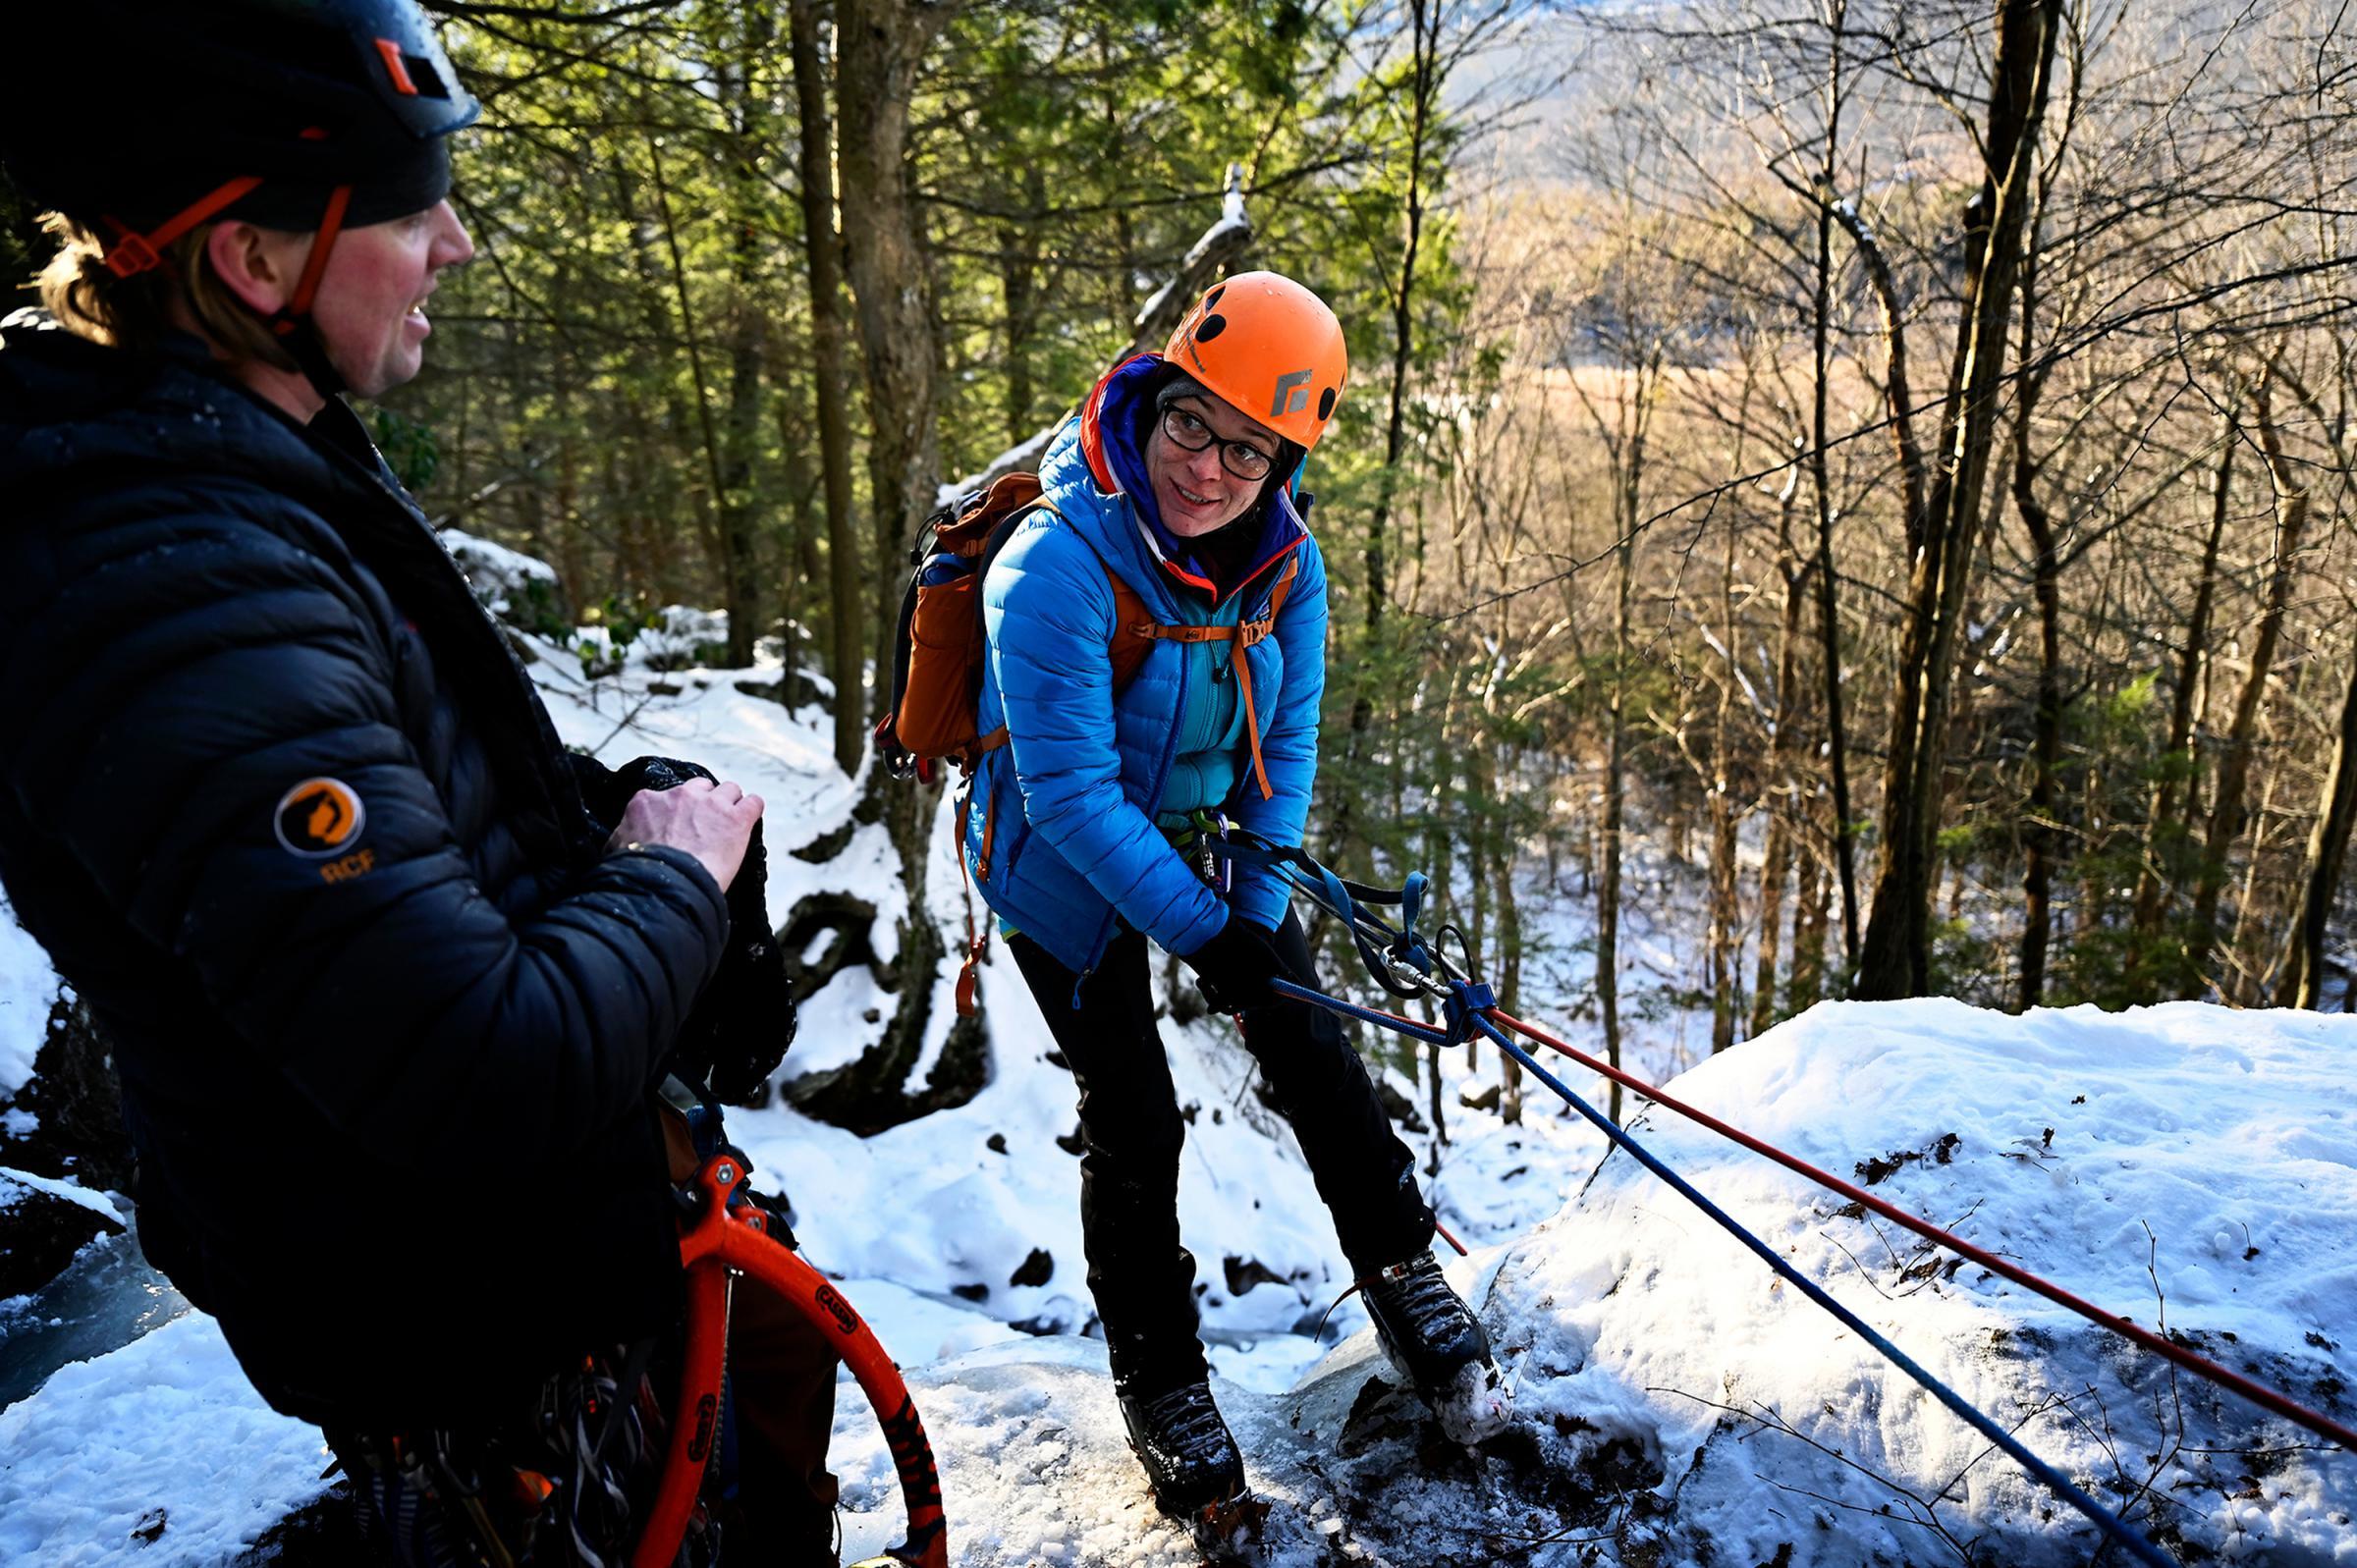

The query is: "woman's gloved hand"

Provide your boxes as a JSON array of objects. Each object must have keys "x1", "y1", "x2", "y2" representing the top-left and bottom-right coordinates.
[{"x1": 1181, "y1": 916, "x2": 1290, "y2": 1013}]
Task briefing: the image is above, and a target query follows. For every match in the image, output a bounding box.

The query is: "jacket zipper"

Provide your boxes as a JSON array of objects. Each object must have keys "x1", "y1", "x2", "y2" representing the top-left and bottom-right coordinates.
[{"x1": 1070, "y1": 629, "x2": 1191, "y2": 1001}]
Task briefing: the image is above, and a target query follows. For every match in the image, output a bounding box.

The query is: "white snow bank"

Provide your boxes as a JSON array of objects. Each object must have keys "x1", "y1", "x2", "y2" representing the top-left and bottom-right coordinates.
[
  {"x1": 4, "y1": 553, "x2": 2346, "y2": 1563},
  {"x1": 0, "y1": 1313, "x2": 326, "y2": 1566},
  {"x1": 0, "y1": 1164, "x2": 125, "y2": 1225},
  {"x1": 1494, "y1": 999, "x2": 2357, "y2": 1566}
]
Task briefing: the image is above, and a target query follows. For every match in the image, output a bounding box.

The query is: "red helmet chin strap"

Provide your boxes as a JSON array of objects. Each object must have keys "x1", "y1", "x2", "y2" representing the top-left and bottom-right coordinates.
[
  {"x1": 276, "y1": 184, "x2": 352, "y2": 331},
  {"x1": 97, "y1": 127, "x2": 356, "y2": 400},
  {"x1": 99, "y1": 176, "x2": 264, "y2": 279}
]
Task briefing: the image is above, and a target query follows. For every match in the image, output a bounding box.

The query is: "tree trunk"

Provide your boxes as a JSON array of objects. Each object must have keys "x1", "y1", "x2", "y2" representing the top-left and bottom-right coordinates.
[
  {"x1": 1708, "y1": 512, "x2": 1740, "y2": 1052},
  {"x1": 789, "y1": 0, "x2": 867, "y2": 776},
  {"x1": 609, "y1": 149, "x2": 714, "y2": 594},
  {"x1": 1599, "y1": 526, "x2": 1631, "y2": 1122},
  {"x1": 997, "y1": 164, "x2": 1046, "y2": 448},
  {"x1": 2016, "y1": 453, "x2": 2061, "y2": 1010},
  {"x1": 1806, "y1": 9, "x2": 1863, "y2": 974},
  {"x1": 819, "y1": 0, "x2": 966, "y2": 1129},
  {"x1": 715, "y1": 218, "x2": 767, "y2": 667},
  {"x1": 838, "y1": 0, "x2": 954, "y2": 698},
  {"x1": 1490, "y1": 770, "x2": 1524, "y2": 1122},
  {"x1": 1791, "y1": 836, "x2": 1829, "y2": 1010},
  {"x1": 1330, "y1": 0, "x2": 1439, "y2": 901},
  {"x1": 2284, "y1": 642, "x2": 2357, "y2": 1007},
  {"x1": 772, "y1": 419, "x2": 821, "y2": 651},
  {"x1": 646, "y1": 135, "x2": 752, "y2": 662},
  {"x1": 1752, "y1": 535, "x2": 1812, "y2": 1037},
  {"x1": 1366, "y1": 0, "x2": 1435, "y2": 630},
  {"x1": 2187, "y1": 376, "x2": 2309, "y2": 998},
  {"x1": 2129, "y1": 413, "x2": 2235, "y2": 992},
  {"x1": 1854, "y1": 0, "x2": 2064, "y2": 1000},
  {"x1": 1421, "y1": 810, "x2": 1450, "y2": 1160}
]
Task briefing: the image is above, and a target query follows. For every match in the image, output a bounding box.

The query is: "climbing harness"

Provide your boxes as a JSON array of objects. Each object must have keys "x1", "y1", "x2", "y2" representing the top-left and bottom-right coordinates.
[
  {"x1": 341, "y1": 1092, "x2": 946, "y2": 1568},
  {"x1": 635, "y1": 1095, "x2": 948, "y2": 1568},
  {"x1": 1195, "y1": 822, "x2": 2357, "y2": 1568}
]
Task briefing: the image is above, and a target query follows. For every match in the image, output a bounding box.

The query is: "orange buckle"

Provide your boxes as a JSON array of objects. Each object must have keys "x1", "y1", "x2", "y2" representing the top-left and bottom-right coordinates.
[
  {"x1": 104, "y1": 233, "x2": 163, "y2": 279},
  {"x1": 375, "y1": 38, "x2": 421, "y2": 96}
]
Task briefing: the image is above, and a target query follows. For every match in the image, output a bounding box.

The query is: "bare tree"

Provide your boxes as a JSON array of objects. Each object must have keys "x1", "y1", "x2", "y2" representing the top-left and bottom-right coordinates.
[{"x1": 1854, "y1": 0, "x2": 2067, "y2": 999}]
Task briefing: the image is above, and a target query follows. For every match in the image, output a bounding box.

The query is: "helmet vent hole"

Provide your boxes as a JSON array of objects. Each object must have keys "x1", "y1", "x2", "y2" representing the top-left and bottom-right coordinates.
[
  {"x1": 1318, "y1": 388, "x2": 1337, "y2": 420},
  {"x1": 406, "y1": 55, "x2": 452, "y2": 98},
  {"x1": 1195, "y1": 312, "x2": 1228, "y2": 343},
  {"x1": 1205, "y1": 287, "x2": 1226, "y2": 311}
]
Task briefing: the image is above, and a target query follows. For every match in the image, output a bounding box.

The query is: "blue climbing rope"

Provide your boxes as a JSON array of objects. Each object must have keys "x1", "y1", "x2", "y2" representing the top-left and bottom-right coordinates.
[{"x1": 1199, "y1": 825, "x2": 2177, "y2": 1567}]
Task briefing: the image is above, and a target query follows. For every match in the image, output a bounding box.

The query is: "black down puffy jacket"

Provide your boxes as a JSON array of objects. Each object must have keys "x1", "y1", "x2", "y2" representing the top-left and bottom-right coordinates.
[{"x1": 0, "y1": 318, "x2": 728, "y2": 1430}]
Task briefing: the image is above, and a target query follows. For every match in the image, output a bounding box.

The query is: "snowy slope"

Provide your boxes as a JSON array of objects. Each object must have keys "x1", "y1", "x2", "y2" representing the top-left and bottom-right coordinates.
[
  {"x1": 8, "y1": 990, "x2": 2346, "y2": 1565},
  {"x1": 1, "y1": 613, "x2": 2351, "y2": 1565},
  {"x1": 797, "y1": 1000, "x2": 2356, "y2": 1567}
]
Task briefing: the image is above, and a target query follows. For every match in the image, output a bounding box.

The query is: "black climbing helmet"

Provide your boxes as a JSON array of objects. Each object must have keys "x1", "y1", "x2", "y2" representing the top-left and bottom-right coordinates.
[
  {"x1": 0, "y1": 0, "x2": 477, "y2": 390},
  {"x1": 2, "y1": 0, "x2": 479, "y2": 249}
]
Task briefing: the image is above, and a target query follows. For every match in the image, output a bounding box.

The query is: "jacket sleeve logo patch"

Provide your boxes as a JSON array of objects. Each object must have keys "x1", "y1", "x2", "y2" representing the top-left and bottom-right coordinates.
[{"x1": 273, "y1": 778, "x2": 367, "y2": 858}]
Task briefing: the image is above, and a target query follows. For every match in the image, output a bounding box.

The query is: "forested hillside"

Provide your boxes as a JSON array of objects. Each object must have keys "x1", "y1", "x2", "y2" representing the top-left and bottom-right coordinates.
[{"x1": 9, "y1": 0, "x2": 2347, "y2": 1072}]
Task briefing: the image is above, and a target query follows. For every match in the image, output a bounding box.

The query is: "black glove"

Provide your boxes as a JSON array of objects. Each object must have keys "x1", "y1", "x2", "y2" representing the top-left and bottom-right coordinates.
[
  {"x1": 576, "y1": 753, "x2": 796, "y2": 1103},
  {"x1": 1181, "y1": 916, "x2": 1290, "y2": 1014}
]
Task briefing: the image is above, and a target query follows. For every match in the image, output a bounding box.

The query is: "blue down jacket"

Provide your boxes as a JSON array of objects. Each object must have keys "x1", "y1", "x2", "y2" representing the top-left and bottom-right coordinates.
[{"x1": 966, "y1": 355, "x2": 1329, "y2": 977}]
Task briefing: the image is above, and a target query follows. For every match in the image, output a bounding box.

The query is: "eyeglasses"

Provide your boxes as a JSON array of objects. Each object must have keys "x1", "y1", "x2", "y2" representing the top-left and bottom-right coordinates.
[{"x1": 1159, "y1": 405, "x2": 1275, "y2": 482}]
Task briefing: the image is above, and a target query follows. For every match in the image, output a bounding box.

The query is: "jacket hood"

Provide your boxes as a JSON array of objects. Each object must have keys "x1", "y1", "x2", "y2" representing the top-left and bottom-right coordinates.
[{"x1": 1039, "y1": 351, "x2": 1309, "y2": 620}]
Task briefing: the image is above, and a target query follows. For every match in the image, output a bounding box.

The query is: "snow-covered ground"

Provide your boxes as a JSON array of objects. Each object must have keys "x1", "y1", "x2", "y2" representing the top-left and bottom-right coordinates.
[{"x1": 1, "y1": 608, "x2": 2352, "y2": 1566}]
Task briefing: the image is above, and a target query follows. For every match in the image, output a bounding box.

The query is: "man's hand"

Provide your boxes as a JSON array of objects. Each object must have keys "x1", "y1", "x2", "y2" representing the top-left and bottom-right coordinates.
[{"x1": 607, "y1": 778, "x2": 764, "y2": 893}]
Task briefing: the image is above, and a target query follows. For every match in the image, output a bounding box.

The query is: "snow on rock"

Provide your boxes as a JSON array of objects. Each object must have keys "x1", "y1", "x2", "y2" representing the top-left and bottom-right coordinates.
[
  {"x1": 631, "y1": 604, "x2": 729, "y2": 670},
  {"x1": 436, "y1": 524, "x2": 560, "y2": 620},
  {"x1": 0, "y1": 1166, "x2": 123, "y2": 1304},
  {"x1": 0, "y1": 1163, "x2": 123, "y2": 1229},
  {"x1": 0, "y1": 889, "x2": 58, "y2": 1102},
  {"x1": 935, "y1": 424, "x2": 1060, "y2": 510},
  {"x1": 0, "y1": 1312, "x2": 327, "y2": 1566}
]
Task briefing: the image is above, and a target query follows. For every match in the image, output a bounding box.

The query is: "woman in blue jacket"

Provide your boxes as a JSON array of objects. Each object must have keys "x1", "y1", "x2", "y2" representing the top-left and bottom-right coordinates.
[{"x1": 969, "y1": 274, "x2": 1507, "y2": 1518}]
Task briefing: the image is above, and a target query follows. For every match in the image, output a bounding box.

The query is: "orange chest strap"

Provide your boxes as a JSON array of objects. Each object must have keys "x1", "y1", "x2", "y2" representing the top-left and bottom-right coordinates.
[{"x1": 1119, "y1": 556, "x2": 1300, "y2": 802}]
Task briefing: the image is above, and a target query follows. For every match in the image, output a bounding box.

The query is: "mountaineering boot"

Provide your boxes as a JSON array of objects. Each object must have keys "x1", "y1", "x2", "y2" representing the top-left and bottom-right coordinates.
[
  {"x1": 1119, "y1": 1380, "x2": 1246, "y2": 1516},
  {"x1": 1361, "y1": 1251, "x2": 1513, "y2": 1444}
]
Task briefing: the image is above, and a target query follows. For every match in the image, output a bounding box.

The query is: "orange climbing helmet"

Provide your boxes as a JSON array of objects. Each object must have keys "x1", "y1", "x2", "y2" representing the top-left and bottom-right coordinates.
[{"x1": 1164, "y1": 271, "x2": 1348, "y2": 453}]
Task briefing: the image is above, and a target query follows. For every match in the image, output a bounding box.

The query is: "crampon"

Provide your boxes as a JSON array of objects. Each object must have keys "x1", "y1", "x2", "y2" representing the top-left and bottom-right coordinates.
[{"x1": 1185, "y1": 1491, "x2": 1273, "y2": 1565}]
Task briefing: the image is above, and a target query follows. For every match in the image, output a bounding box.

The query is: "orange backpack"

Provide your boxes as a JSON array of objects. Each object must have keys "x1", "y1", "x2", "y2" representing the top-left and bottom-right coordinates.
[{"x1": 876, "y1": 472, "x2": 1296, "y2": 790}]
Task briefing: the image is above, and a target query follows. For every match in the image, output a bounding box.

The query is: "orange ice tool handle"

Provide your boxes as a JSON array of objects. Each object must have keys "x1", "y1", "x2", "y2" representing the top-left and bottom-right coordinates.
[{"x1": 635, "y1": 1156, "x2": 949, "y2": 1568}]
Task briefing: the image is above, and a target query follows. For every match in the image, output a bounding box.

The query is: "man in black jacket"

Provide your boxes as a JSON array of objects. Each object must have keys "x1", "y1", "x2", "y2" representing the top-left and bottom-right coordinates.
[{"x1": 0, "y1": 2, "x2": 833, "y2": 1560}]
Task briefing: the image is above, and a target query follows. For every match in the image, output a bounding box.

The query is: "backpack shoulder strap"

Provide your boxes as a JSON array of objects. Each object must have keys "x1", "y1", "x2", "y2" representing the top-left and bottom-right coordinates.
[{"x1": 1107, "y1": 569, "x2": 1156, "y2": 694}]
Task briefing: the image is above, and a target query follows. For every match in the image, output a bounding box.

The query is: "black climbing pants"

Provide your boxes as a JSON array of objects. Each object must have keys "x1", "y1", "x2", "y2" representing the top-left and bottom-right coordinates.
[{"x1": 1009, "y1": 909, "x2": 1434, "y2": 1398}]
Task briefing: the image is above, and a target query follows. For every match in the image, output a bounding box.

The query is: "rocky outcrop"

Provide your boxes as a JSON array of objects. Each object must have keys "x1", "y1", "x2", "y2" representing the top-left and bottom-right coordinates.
[{"x1": 0, "y1": 993, "x2": 131, "y2": 1301}]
